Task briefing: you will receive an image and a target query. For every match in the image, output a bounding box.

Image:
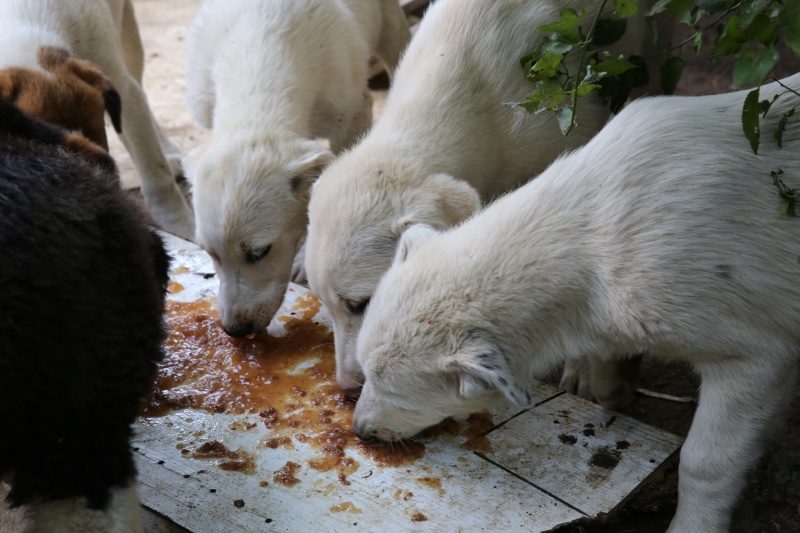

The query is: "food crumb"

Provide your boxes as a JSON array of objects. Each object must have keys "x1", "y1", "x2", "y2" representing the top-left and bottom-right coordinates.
[
  {"x1": 233, "y1": 499, "x2": 245, "y2": 508},
  {"x1": 411, "y1": 512, "x2": 428, "y2": 522}
]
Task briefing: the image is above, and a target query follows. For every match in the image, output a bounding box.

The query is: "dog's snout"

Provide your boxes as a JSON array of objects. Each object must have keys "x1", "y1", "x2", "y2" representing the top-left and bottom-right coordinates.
[
  {"x1": 223, "y1": 321, "x2": 254, "y2": 338},
  {"x1": 354, "y1": 424, "x2": 378, "y2": 443}
]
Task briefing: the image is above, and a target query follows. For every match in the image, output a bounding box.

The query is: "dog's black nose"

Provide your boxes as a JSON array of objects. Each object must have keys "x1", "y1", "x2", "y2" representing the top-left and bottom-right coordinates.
[
  {"x1": 224, "y1": 321, "x2": 254, "y2": 338},
  {"x1": 354, "y1": 424, "x2": 377, "y2": 442}
]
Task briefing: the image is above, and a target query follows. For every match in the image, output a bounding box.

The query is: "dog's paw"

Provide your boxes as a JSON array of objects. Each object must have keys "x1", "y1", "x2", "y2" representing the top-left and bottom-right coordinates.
[
  {"x1": 559, "y1": 357, "x2": 593, "y2": 400},
  {"x1": 145, "y1": 185, "x2": 196, "y2": 241}
]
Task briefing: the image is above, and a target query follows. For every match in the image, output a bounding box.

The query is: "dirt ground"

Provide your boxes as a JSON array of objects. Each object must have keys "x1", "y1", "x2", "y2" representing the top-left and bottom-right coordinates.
[
  {"x1": 2, "y1": 1, "x2": 798, "y2": 532},
  {"x1": 108, "y1": 2, "x2": 800, "y2": 532}
]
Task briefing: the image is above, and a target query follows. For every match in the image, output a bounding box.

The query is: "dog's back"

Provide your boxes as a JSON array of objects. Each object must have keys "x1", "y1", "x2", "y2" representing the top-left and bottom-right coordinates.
[{"x1": 0, "y1": 98, "x2": 169, "y2": 531}]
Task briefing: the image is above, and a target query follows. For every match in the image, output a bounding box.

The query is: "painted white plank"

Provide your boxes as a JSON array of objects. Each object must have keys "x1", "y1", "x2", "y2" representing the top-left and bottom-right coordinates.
[
  {"x1": 482, "y1": 393, "x2": 684, "y2": 517},
  {"x1": 135, "y1": 233, "x2": 682, "y2": 531}
]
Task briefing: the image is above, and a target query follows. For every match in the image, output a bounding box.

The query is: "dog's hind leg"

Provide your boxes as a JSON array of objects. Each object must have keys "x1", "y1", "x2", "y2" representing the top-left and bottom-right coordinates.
[{"x1": 668, "y1": 356, "x2": 798, "y2": 532}]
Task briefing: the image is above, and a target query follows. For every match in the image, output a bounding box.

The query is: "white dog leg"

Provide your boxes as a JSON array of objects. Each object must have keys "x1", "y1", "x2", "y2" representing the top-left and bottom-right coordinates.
[
  {"x1": 560, "y1": 354, "x2": 641, "y2": 410},
  {"x1": 668, "y1": 357, "x2": 797, "y2": 532},
  {"x1": 118, "y1": 0, "x2": 144, "y2": 84},
  {"x1": 118, "y1": 1, "x2": 184, "y2": 179},
  {"x1": 112, "y1": 73, "x2": 195, "y2": 239},
  {"x1": 559, "y1": 356, "x2": 593, "y2": 400}
]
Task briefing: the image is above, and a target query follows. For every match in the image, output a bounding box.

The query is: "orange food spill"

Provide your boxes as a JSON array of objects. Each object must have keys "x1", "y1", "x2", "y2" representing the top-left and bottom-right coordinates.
[
  {"x1": 330, "y1": 502, "x2": 362, "y2": 514},
  {"x1": 143, "y1": 298, "x2": 431, "y2": 480},
  {"x1": 167, "y1": 281, "x2": 185, "y2": 293},
  {"x1": 274, "y1": 461, "x2": 301, "y2": 486}
]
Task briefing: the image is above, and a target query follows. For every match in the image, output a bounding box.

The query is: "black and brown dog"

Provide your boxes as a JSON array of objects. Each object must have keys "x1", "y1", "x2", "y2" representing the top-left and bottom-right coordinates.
[{"x1": 0, "y1": 98, "x2": 169, "y2": 532}]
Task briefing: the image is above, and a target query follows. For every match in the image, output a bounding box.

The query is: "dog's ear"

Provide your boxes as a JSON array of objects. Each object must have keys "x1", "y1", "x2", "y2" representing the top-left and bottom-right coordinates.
[
  {"x1": 288, "y1": 148, "x2": 334, "y2": 202},
  {"x1": 442, "y1": 334, "x2": 533, "y2": 408},
  {"x1": 0, "y1": 71, "x2": 20, "y2": 102},
  {"x1": 103, "y1": 86, "x2": 122, "y2": 133},
  {"x1": 392, "y1": 173, "x2": 481, "y2": 235},
  {"x1": 393, "y1": 223, "x2": 438, "y2": 265},
  {"x1": 56, "y1": 53, "x2": 123, "y2": 133}
]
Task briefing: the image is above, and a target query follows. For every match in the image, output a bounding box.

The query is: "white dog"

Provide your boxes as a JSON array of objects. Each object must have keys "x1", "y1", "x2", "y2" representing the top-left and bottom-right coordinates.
[
  {"x1": 0, "y1": 0, "x2": 196, "y2": 240},
  {"x1": 353, "y1": 74, "x2": 800, "y2": 532},
  {"x1": 185, "y1": 0, "x2": 410, "y2": 337},
  {"x1": 305, "y1": 0, "x2": 643, "y2": 389}
]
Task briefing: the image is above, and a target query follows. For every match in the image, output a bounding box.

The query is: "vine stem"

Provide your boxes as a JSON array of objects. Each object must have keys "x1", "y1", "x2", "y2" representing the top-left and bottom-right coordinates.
[
  {"x1": 566, "y1": 0, "x2": 609, "y2": 134},
  {"x1": 643, "y1": 1, "x2": 743, "y2": 62}
]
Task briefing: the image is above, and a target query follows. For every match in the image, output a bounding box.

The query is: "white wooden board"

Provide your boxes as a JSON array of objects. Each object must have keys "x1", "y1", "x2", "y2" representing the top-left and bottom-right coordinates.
[{"x1": 134, "y1": 233, "x2": 683, "y2": 532}]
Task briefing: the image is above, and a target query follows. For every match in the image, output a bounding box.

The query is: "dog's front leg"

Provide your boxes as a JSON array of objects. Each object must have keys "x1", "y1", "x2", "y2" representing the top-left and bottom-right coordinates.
[
  {"x1": 113, "y1": 74, "x2": 195, "y2": 240},
  {"x1": 559, "y1": 353, "x2": 641, "y2": 410},
  {"x1": 668, "y1": 357, "x2": 797, "y2": 532},
  {"x1": 117, "y1": 0, "x2": 186, "y2": 181}
]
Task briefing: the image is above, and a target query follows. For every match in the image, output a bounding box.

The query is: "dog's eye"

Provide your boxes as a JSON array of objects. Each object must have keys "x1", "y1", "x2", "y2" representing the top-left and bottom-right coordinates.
[
  {"x1": 345, "y1": 298, "x2": 370, "y2": 315},
  {"x1": 245, "y1": 245, "x2": 272, "y2": 264}
]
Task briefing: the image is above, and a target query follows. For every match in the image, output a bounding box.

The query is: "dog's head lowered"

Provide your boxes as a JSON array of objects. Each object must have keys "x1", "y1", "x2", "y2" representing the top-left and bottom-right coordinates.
[
  {"x1": 0, "y1": 47, "x2": 122, "y2": 151},
  {"x1": 305, "y1": 156, "x2": 481, "y2": 390},
  {"x1": 352, "y1": 225, "x2": 533, "y2": 442},
  {"x1": 187, "y1": 134, "x2": 333, "y2": 337}
]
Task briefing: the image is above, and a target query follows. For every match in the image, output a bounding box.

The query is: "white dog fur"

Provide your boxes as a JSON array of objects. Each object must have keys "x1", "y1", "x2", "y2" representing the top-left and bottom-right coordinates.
[
  {"x1": 185, "y1": 0, "x2": 410, "y2": 337},
  {"x1": 353, "y1": 74, "x2": 800, "y2": 532},
  {"x1": 0, "y1": 0, "x2": 195, "y2": 240},
  {"x1": 305, "y1": 0, "x2": 644, "y2": 389}
]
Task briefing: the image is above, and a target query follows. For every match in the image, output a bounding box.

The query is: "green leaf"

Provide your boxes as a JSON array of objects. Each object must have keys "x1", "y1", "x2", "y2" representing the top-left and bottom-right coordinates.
[
  {"x1": 659, "y1": 57, "x2": 684, "y2": 95},
  {"x1": 714, "y1": 17, "x2": 745, "y2": 57},
  {"x1": 775, "y1": 107, "x2": 797, "y2": 149},
  {"x1": 595, "y1": 57, "x2": 638, "y2": 76},
  {"x1": 613, "y1": 0, "x2": 638, "y2": 18},
  {"x1": 646, "y1": 0, "x2": 691, "y2": 16},
  {"x1": 593, "y1": 18, "x2": 628, "y2": 46},
  {"x1": 741, "y1": 14, "x2": 778, "y2": 46},
  {"x1": 665, "y1": 0, "x2": 695, "y2": 14},
  {"x1": 781, "y1": 0, "x2": 800, "y2": 55},
  {"x1": 696, "y1": 0, "x2": 730, "y2": 12},
  {"x1": 732, "y1": 48, "x2": 780, "y2": 87},
  {"x1": 540, "y1": 33, "x2": 577, "y2": 54},
  {"x1": 537, "y1": 9, "x2": 583, "y2": 39},
  {"x1": 530, "y1": 51, "x2": 564, "y2": 79},
  {"x1": 576, "y1": 82, "x2": 601, "y2": 97},
  {"x1": 780, "y1": 201, "x2": 791, "y2": 218},
  {"x1": 556, "y1": 107, "x2": 575, "y2": 135},
  {"x1": 742, "y1": 88, "x2": 761, "y2": 154}
]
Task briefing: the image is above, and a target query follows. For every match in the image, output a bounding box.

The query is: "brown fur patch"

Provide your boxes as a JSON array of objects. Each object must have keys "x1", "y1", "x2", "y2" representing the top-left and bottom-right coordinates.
[{"x1": 0, "y1": 46, "x2": 121, "y2": 150}]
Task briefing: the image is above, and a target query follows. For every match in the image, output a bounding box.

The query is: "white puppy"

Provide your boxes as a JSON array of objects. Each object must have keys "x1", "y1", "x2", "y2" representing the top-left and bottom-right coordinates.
[
  {"x1": 185, "y1": 0, "x2": 410, "y2": 337},
  {"x1": 0, "y1": 0, "x2": 196, "y2": 240},
  {"x1": 354, "y1": 75, "x2": 800, "y2": 532},
  {"x1": 305, "y1": 0, "x2": 643, "y2": 389}
]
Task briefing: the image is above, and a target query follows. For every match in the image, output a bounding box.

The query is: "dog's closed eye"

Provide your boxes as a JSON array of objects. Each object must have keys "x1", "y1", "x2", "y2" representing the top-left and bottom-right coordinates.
[
  {"x1": 245, "y1": 244, "x2": 272, "y2": 264},
  {"x1": 345, "y1": 297, "x2": 370, "y2": 315}
]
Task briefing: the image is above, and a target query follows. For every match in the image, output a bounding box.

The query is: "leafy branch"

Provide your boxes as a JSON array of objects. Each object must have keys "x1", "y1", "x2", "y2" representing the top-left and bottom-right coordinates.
[
  {"x1": 507, "y1": 0, "x2": 643, "y2": 134},
  {"x1": 514, "y1": 0, "x2": 798, "y2": 133}
]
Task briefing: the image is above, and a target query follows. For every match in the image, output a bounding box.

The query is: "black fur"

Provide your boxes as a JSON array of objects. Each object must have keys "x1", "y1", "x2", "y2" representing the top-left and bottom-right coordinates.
[{"x1": 0, "y1": 99, "x2": 169, "y2": 510}]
